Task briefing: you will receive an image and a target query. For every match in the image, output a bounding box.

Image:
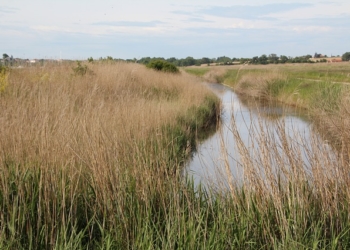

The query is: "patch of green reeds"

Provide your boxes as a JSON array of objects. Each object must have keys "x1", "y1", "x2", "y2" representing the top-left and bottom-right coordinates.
[{"x1": 183, "y1": 68, "x2": 210, "y2": 77}]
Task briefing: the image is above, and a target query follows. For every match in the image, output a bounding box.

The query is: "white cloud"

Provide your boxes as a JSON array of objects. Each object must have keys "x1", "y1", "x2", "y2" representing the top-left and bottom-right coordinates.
[
  {"x1": 31, "y1": 26, "x2": 75, "y2": 33},
  {"x1": 292, "y1": 26, "x2": 332, "y2": 33}
]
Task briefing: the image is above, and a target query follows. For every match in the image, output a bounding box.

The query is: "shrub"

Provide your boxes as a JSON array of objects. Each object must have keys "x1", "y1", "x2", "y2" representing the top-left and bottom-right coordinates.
[
  {"x1": 146, "y1": 60, "x2": 179, "y2": 73},
  {"x1": 342, "y1": 52, "x2": 350, "y2": 61},
  {"x1": 72, "y1": 61, "x2": 91, "y2": 76}
]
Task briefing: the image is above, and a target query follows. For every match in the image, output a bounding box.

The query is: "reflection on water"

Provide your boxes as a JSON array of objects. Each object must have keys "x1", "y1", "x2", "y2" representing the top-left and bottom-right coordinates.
[{"x1": 185, "y1": 83, "x2": 334, "y2": 189}]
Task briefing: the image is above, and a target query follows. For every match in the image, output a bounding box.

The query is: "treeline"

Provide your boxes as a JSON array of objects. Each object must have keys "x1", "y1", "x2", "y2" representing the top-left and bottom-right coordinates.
[
  {"x1": 104, "y1": 53, "x2": 348, "y2": 67},
  {"x1": 3, "y1": 51, "x2": 349, "y2": 68}
]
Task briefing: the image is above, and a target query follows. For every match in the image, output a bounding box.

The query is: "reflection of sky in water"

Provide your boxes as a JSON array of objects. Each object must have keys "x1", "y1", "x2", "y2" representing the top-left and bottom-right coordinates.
[{"x1": 185, "y1": 83, "x2": 334, "y2": 190}]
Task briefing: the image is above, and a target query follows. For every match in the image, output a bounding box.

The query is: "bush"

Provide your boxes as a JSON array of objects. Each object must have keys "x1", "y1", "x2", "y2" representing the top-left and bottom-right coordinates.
[
  {"x1": 72, "y1": 61, "x2": 92, "y2": 76},
  {"x1": 146, "y1": 60, "x2": 179, "y2": 73},
  {"x1": 342, "y1": 52, "x2": 350, "y2": 61}
]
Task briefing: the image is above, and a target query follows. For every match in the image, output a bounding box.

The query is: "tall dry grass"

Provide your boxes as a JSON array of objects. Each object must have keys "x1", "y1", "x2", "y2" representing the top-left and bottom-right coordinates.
[
  {"x1": 0, "y1": 61, "x2": 219, "y2": 248},
  {"x1": 198, "y1": 97, "x2": 350, "y2": 248},
  {"x1": 1, "y1": 62, "x2": 212, "y2": 163},
  {"x1": 234, "y1": 71, "x2": 287, "y2": 99}
]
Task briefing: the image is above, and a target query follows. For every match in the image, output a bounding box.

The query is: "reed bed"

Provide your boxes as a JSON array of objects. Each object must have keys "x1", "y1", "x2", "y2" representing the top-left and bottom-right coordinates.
[
  {"x1": 0, "y1": 62, "x2": 220, "y2": 248},
  {"x1": 1, "y1": 61, "x2": 350, "y2": 248},
  {"x1": 211, "y1": 110, "x2": 350, "y2": 249}
]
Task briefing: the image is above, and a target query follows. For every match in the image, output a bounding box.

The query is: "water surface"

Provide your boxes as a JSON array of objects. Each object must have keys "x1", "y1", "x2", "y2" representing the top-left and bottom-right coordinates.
[{"x1": 186, "y1": 83, "x2": 333, "y2": 189}]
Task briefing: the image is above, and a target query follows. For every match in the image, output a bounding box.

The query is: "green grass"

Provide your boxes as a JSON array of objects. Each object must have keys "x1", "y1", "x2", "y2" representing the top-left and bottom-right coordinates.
[
  {"x1": 208, "y1": 65, "x2": 349, "y2": 111},
  {"x1": 285, "y1": 68, "x2": 350, "y2": 83},
  {"x1": 3, "y1": 163, "x2": 350, "y2": 249},
  {"x1": 183, "y1": 67, "x2": 210, "y2": 77}
]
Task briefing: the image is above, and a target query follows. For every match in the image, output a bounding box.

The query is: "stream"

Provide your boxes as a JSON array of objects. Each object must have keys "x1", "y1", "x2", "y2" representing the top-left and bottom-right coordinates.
[{"x1": 185, "y1": 83, "x2": 334, "y2": 189}]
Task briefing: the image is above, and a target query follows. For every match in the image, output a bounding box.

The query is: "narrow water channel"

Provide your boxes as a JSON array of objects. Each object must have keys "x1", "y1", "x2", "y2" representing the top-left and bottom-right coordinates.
[{"x1": 185, "y1": 83, "x2": 334, "y2": 189}]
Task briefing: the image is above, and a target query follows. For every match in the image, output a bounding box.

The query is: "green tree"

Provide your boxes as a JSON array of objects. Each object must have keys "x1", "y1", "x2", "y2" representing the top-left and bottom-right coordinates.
[
  {"x1": 268, "y1": 54, "x2": 279, "y2": 64},
  {"x1": 2, "y1": 53, "x2": 9, "y2": 59},
  {"x1": 251, "y1": 56, "x2": 259, "y2": 64},
  {"x1": 342, "y1": 52, "x2": 350, "y2": 61},
  {"x1": 138, "y1": 57, "x2": 151, "y2": 65},
  {"x1": 200, "y1": 57, "x2": 211, "y2": 65},
  {"x1": 280, "y1": 55, "x2": 288, "y2": 64},
  {"x1": 216, "y1": 56, "x2": 232, "y2": 65},
  {"x1": 167, "y1": 57, "x2": 178, "y2": 65},
  {"x1": 183, "y1": 57, "x2": 196, "y2": 66},
  {"x1": 258, "y1": 54, "x2": 268, "y2": 65}
]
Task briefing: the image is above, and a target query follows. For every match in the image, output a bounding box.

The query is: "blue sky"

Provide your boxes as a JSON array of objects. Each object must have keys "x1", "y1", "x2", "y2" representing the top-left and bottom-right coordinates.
[{"x1": 1, "y1": 0, "x2": 349, "y2": 60}]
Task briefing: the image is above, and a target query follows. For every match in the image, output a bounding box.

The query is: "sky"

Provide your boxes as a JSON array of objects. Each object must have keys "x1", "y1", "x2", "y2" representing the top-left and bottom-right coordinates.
[{"x1": 1, "y1": 0, "x2": 350, "y2": 60}]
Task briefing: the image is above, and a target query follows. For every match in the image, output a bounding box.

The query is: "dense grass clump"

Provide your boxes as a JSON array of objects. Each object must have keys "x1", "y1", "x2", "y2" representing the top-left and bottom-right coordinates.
[{"x1": 0, "y1": 65, "x2": 9, "y2": 93}]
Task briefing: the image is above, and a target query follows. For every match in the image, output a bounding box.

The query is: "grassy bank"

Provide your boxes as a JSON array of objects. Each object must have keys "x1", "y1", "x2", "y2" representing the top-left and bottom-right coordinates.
[
  {"x1": 2, "y1": 61, "x2": 350, "y2": 248},
  {"x1": 194, "y1": 63, "x2": 350, "y2": 108}
]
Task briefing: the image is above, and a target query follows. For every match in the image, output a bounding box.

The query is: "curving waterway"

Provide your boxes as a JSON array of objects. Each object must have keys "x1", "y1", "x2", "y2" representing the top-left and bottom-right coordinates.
[{"x1": 185, "y1": 83, "x2": 335, "y2": 190}]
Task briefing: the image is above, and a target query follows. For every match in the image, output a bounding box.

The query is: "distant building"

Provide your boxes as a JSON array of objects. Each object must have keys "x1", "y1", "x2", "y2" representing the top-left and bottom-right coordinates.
[{"x1": 314, "y1": 52, "x2": 324, "y2": 58}]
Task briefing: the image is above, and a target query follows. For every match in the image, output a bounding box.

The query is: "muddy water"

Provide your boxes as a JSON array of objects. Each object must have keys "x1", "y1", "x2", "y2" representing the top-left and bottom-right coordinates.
[{"x1": 185, "y1": 83, "x2": 334, "y2": 189}]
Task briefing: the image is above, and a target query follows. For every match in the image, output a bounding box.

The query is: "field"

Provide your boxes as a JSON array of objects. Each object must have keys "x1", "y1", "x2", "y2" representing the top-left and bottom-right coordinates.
[{"x1": 1, "y1": 61, "x2": 350, "y2": 248}]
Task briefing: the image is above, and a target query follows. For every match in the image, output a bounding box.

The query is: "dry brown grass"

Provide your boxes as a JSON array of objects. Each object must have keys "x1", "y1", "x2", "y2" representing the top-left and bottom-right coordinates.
[
  {"x1": 1, "y1": 62, "x2": 210, "y2": 164},
  {"x1": 234, "y1": 72, "x2": 287, "y2": 99},
  {"x1": 201, "y1": 67, "x2": 228, "y2": 83},
  {"x1": 0, "y1": 62, "x2": 218, "y2": 247},
  {"x1": 312, "y1": 90, "x2": 350, "y2": 159}
]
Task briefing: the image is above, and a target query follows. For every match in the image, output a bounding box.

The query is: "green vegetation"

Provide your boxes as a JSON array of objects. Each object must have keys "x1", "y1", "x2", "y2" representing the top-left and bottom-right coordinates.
[
  {"x1": 0, "y1": 65, "x2": 9, "y2": 93},
  {"x1": 72, "y1": 61, "x2": 89, "y2": 76},
  {"x1": 3, "y1": 50, "x2": 349, "y2": 69},
  {"x1": 146, "y1": 60, "x2": 179, "y2": 73},
  {"x1": 342, "y1": 52, "x2": 350, "y2": 61},
  {"x1": 183, "y1": 67, "x2": 210, "y2": 77}
]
